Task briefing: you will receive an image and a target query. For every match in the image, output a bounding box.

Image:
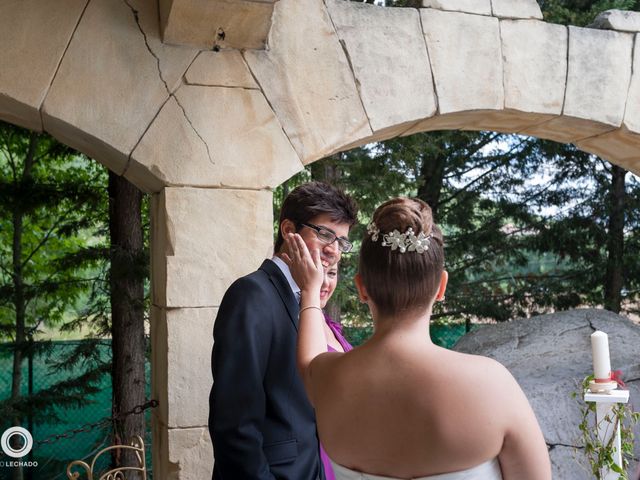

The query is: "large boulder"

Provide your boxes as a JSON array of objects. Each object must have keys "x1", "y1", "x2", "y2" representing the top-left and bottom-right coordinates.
[{"x1": 453, "y1": 309, "x2": 640, "y2": 479}]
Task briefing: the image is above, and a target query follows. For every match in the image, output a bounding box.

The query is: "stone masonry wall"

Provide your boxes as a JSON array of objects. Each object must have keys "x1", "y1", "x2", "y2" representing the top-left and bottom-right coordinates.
[{"x1": 1, "y1": 0, "x2": 640, "y2": 477}]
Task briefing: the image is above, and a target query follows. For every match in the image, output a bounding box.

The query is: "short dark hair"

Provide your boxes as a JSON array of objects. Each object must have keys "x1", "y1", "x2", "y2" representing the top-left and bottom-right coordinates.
[
  {"x1": 275, "y1": 181, "x2": 358, "y2": 252},
  {"x1": 359, "y1": 197, "x2": 444, "y2": 317}
]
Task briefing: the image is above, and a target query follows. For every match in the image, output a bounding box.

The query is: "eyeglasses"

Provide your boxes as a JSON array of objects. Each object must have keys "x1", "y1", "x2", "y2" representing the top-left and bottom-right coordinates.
[{"x1": 300, "y1": 223, "x2": 352, "y2": 253}]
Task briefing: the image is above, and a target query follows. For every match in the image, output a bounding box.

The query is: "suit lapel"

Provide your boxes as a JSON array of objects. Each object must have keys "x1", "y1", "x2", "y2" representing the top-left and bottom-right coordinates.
[{"x1": 260, "y1": 259, "x2": 300, "y2": 331}]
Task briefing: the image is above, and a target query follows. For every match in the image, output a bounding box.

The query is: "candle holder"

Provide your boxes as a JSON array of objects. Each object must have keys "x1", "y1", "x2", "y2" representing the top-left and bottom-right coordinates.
[
  {"x1": 583, "y1": 382, "x2": 631, "y2": 480},
  {"x1": 587, "y1": 379, "x2": 618, "y2": 394}
]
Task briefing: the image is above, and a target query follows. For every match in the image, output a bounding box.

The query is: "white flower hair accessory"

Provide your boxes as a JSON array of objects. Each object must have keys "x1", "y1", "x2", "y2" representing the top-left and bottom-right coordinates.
[
  {"x1": 369, "y1": 222, "x2": 432, "y2": 254},
  {"x1": 367, "y1": 221, "x2": 380, "y2": 242}
]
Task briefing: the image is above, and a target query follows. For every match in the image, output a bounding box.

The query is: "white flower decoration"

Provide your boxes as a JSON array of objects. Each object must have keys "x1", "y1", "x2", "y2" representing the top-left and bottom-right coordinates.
[
  {"x1": 367, "y1": 221, "x2": 380, "y2": 242},
  {"x1": 382, "y1": 230, "x2": 407, "y2": 252},
  {"x1": 408, "y1": 232, "x2": 431, "y2": 254},
  {"x1": 367, "y1": 220, "x2": 433, "y2": 254}
]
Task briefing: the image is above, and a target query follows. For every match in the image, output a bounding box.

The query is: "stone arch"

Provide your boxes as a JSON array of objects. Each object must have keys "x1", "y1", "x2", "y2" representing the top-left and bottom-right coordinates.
[{"x1": 1, "y1": 0, "x2": 639, "y2": 478}]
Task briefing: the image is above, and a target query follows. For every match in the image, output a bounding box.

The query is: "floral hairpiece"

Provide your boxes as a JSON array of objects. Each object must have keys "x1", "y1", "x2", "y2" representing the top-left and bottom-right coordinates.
[{"x1": 366, "y1": 221, "x2": 432, "y2": 254}]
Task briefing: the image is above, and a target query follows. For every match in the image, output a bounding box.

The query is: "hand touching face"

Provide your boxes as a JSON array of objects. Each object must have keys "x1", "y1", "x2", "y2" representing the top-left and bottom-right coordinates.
[
  {"x1": 295, "y1": 213, "x2": 350, "y2": 269},
  {"x1": 282, "y1": 233, "x2": 324, "y2": 297}
]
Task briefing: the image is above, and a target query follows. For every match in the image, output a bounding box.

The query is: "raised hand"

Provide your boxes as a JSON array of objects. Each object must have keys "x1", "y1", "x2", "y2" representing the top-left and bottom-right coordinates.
[{"x1": 282, "y1": 233, "x2": 324, "y2": 297}]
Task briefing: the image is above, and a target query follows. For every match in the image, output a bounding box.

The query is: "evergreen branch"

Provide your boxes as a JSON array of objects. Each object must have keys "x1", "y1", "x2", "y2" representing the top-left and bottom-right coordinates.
[{"x1": 20, "y1": 217, "x2": 66, "y2": 268}]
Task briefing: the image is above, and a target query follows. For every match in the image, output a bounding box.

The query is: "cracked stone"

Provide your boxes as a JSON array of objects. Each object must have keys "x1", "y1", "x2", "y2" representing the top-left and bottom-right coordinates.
[
  {"x1": 326, "y1": 0, "x2": 436, "y2": 134},
  {"x1": 42, "y1": 0, "x2": 171, "y2": 175},
  {"x1": 128, "y1": 0, "x2": 198, "y2": 93},
  {"x1": 185, "y1": 50, "x2": 258, "y2": 89},
  {"x1": 0, "y1": 0, "x2": 86, "y2": 131},
  {"x1": 129, "y1": 86, "x2": 302, "y2": 191},
  {"x1": 243, "y1": 0, "x2": 372, "y2": 163}
]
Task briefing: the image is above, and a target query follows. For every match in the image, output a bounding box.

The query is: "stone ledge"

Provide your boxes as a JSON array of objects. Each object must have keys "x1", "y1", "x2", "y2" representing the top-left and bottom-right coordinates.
[
  {"x1": 422, "y1": 0, "x2": 542, "y2": 19},
  {"x1": 590, "y1": 9, "x2": 640, "y2": 33},
  {"x1": 491, "y1": 0, "x2": 542, "y2": 20},
  {"x1": 422, "y1": 0, "x2": 491, "y2": 16},
  {"x1": 160, "y1": 0, "x2": 277, "y2": 50}
]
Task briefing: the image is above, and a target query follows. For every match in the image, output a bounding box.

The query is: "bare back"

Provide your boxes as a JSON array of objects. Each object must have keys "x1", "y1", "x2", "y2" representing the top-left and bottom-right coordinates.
[{"x1": 309, "y1": 335, "x2": 550, "y2": 480}]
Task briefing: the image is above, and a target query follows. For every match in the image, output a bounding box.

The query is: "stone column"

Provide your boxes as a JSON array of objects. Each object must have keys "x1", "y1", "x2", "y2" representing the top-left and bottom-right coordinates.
[{"x1": 150, "y1": 187, "x2": 274, "y2": 479}]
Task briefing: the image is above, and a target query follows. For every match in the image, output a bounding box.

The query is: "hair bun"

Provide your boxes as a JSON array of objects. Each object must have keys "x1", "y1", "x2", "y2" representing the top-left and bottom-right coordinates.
[
  {"x1": 373, "y1": 198, "x2": 433, "y2": 237},
  {"x1": 360, "y1": 197, "x2": 445, "y2": 317}
]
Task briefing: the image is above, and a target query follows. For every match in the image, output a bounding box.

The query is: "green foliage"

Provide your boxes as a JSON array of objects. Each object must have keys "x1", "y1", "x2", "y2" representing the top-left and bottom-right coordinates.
[
  {"x1": 275, "y1": 127, "x2": 640, "y2": 327},
  {"x1": 540, "y1": 0, "x2": 640, "y2": 26},
  {"x1": 0, "y1": 121, "x2": 111, "y2": 426},
  {"x1": 574, "y1": 375, "x2": 639, "y2": 478},
  {"x1": 0, "y1": 122, "x2": 109, "y2": 340}
]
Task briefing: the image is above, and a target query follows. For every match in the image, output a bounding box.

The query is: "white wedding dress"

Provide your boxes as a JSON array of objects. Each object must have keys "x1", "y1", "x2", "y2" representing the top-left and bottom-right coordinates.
[{"x1": 330, "y1": 458, "x2": 503, "y2": 480}]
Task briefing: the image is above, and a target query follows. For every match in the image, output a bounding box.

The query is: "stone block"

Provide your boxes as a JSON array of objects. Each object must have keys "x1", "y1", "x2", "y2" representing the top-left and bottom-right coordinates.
[
  {"x1": 421, "y1": 10, "x2": 503, "y2": 115},
  {"x1": 326, "y1": 0, "x2": 436, "y2": 132},
  {"x1": 126, "y1": 97, "x2": 208, "y2": 193},
  {"x1": 576, "y1": 127, "x2": 640, "y2": 176},
  {"x1": 339, "y1": 120, "x2": 430, "y2": 152},
  {"x1": 185, "y1": 50, "x2": 258, "y2": 89},
  {"x1": 130, "y1": 0, "x2": 199, "y2": 93},
  {"x1": 421, "y1": 1, "x2": 491, "y2": 16},
  {"x1": 501, "y1": 20, "x2": 567, "y2": 115},
  {"x1": 404, "y1": 110, "x2": 554, "y2": 137},
  {"x1": 624, "y1": 35, "x2": 640, "y2": 134},
  {"x1": 151, "y1": 188, "x2": 273, "y2": 308},
  {"x1": 151, "y1": 306, "x2": 169, "y2": 438},
  {"x1": 0, "y1": 0, "x2": 86, "y2": 132},
  {"x1": 165, "y1": 427, "x2": 214, "y2": 480},
  {"x1": 161, "y1": 0, "x2": 275, "y2": 50},
  {"x1": 563, "y1": 26, "x2": 633, "y2": 127},
  {"x1": 591, "y1": 9, "x2": 640, "y2": 33},
  {"x1": 42, "y1": 0, "x2": 171, "y2": 175},
  {"x1": 244, "y1": 0, "x2": 372, "y2": 163},
  {"x1": 491, "y1": 0, "x2": 543, "y2": 20},
  {"x1": 521, "y1": 115, "x2": 615, "y2": 144},
  {"x1": 152, "y1": 307, "x2": 216, "y2": 429},
  {"x1": 128, "y1": 86, "x2": 302, "y2": 192}
]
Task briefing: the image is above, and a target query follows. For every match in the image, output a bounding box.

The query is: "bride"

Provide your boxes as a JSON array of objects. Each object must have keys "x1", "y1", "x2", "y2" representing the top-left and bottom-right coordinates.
[{"x1": 284, "y1": 197, "x2": 551, "y2": 480}]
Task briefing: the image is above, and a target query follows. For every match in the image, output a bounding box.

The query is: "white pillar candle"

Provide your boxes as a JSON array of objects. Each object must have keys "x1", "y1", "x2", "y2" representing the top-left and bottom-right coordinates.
[{"x1": 591, "y1": 331, "x2": 611, "y2": 381}]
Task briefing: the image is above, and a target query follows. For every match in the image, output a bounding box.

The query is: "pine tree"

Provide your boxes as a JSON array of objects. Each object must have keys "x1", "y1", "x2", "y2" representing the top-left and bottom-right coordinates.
[{"x1": 0, "y1": 122, "x2": 109, "y2": 479}]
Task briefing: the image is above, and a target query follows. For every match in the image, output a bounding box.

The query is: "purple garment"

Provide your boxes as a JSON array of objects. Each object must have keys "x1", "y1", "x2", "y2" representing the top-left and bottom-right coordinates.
[{"x1": 320, "y1": 314, "x2": 353, "y2": 480}]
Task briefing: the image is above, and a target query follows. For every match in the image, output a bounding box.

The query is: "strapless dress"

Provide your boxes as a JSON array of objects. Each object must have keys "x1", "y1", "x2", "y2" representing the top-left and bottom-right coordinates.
[{"x1": 330, "y1": 458, "x2": 503, "y2": 480}]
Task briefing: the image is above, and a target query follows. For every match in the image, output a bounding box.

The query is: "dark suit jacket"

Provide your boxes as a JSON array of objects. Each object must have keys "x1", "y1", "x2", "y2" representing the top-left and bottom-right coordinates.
[{"x1": 209, "y1": 259, "x2": 324, "y2": 480}]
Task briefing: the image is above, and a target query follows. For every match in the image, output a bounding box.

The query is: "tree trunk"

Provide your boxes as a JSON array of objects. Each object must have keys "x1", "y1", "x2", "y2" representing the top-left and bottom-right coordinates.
[
  {"x1": 10, "y1": 133, "x2": 37, "y2": 480},
  {"x1": 108, "y1": 172, "x2": 146, "y2": 478},
  {"x1": 604, "y1": 165, "x2": 626, "y2": 313},
  {"x1": 416, "y1": 136, "x2": 447, "y2": 220}
]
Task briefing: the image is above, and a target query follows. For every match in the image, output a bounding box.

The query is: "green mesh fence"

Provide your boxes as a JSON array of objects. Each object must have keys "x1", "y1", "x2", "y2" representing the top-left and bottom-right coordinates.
[
  {"x1": 0, "y1": 324, "x2": 478, "y2": 479},
  {"x1": 0, "y1": 341, "x2": 151, "y2": 480},
  {"x1": 343, "y1": 321, "x2": 479, "y2": 349}
]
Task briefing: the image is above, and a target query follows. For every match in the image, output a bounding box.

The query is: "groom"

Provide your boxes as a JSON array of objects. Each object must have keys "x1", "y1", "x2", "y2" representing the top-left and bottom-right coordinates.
[{"x1": 209, "y1": 181, "x2": 358, "y2": 480}]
